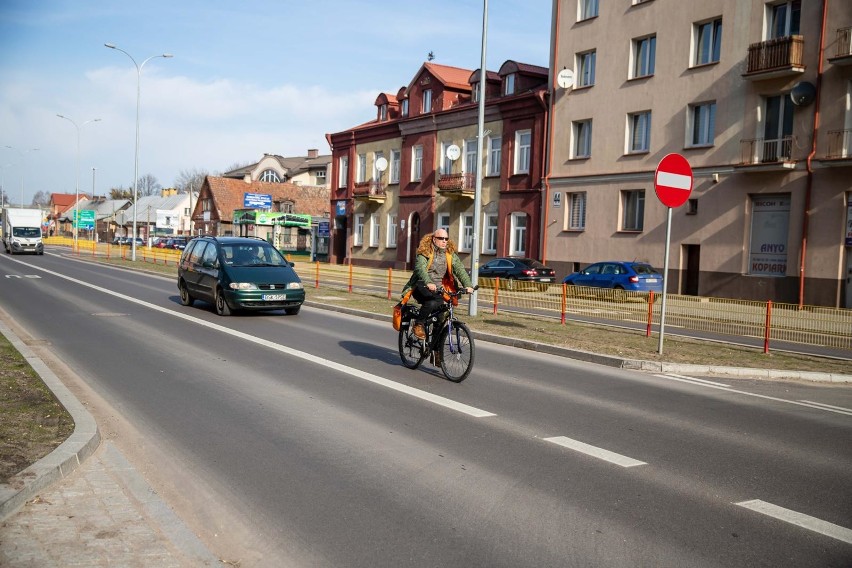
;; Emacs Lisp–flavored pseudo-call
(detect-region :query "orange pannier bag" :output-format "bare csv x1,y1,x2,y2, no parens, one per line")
393,289,413,331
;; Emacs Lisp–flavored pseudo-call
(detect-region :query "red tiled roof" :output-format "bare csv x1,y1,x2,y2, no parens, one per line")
200,176,330,222
423,62,474,90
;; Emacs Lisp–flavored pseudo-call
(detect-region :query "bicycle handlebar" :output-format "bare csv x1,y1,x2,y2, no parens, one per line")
439,284,479,297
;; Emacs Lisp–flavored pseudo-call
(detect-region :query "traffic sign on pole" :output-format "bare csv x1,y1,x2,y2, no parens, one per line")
654,153,693,208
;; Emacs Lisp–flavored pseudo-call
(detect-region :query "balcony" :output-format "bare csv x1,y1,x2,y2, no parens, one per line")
353,180,386,203
743,35,805,80
828,27,852,66
737,136,795,171
826,129,852,160
437,173,476,198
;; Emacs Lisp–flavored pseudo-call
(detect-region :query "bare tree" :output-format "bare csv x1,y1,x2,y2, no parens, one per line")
174,168,209,193
31,191,50,207
135,174,162,197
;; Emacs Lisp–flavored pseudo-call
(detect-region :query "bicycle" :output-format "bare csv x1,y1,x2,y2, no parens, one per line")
397,285,478,382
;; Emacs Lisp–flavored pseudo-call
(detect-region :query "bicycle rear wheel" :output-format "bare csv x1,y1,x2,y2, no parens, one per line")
398,326,426,369
438,321,474,382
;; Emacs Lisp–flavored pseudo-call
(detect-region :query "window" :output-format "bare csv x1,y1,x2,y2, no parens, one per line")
504,73,516,95
259,169,280,183
412,145,423,181
578,0,598,20
437,213,450,234
689,102,716,146
422,89,432,113
573,120,592,158
748,194,790,275
568,192,587,230
373,151,385,181
357,153,367,183
632,35,656,78
472,82,480,103
315,170,326,180
577,50,596,87
483,213,498,253
694,18,722,66
460,214,474,252
401,99,409,117
487,135,502,176
441,141,454,174
370,214,380,247
379,104,388,121
763,94,794,161
509,213,527,256
387,213,398,247
514,130,531,174
769,0,800,39
354,214,364,245
628,111,652,153
338,156,348,188
464,138,478,174
621,190,645,231
390,149,401,184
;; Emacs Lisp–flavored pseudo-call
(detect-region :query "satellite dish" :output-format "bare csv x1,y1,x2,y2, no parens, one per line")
446,144,461,161
790,82,816,106
556,68,575,90
375,157,388,172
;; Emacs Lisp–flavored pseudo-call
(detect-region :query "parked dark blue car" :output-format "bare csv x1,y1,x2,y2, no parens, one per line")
562,261,663,293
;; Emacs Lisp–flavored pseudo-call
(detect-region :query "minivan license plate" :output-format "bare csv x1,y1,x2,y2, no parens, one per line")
262,294,286,301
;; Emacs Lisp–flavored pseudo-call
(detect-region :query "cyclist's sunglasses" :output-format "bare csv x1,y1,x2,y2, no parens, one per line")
433,236,449,241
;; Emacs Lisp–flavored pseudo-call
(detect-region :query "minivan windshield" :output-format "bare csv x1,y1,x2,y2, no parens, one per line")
222,243,289,267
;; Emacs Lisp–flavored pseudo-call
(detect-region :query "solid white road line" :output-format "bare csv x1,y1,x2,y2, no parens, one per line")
799,400,852,416
5,258,496,419
656,374,852,417
543,436,646,467
736,499,852,545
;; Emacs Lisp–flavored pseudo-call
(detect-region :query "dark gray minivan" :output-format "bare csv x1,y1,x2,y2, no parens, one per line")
177,236,305,316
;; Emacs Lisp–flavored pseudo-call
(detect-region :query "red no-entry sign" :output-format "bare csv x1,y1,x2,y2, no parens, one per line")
654,153,693,208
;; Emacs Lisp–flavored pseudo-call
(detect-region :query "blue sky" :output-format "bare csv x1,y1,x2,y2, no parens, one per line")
0,0,551,205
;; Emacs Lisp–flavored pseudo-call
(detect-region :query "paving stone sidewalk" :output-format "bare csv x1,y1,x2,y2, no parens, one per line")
0,441,219,567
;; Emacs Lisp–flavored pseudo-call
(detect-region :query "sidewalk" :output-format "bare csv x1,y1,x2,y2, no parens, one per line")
1,300,849,567
0,320,219,568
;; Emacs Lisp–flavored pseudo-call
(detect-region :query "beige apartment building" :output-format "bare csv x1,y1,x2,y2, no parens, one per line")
546,0,852,308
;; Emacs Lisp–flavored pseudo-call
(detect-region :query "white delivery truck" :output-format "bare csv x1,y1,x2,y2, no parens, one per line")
2,208,44,255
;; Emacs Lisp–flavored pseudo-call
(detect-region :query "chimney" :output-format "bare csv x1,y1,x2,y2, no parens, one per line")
307,149,319,159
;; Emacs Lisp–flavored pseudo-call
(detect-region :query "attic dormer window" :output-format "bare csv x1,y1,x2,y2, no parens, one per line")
422,89,432,113
379,104,388,121
472,82,480,103
504,73,516,96
259,169,281,183
401,99,409,117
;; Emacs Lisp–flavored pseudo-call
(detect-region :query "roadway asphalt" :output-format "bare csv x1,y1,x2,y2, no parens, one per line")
1,300,849,567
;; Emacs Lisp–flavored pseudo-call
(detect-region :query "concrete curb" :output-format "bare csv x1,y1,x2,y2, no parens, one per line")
304,300,852,384
0,320,101,522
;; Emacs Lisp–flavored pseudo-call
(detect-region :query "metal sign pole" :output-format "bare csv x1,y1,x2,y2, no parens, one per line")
657,206,672,354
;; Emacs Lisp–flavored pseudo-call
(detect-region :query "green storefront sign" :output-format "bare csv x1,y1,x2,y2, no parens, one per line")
233,211,312,227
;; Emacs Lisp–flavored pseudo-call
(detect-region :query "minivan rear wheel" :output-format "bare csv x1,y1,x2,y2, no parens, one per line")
215,287,231,316
179,280,194,307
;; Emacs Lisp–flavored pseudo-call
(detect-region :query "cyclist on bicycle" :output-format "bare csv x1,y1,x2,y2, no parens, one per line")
401,229,474,340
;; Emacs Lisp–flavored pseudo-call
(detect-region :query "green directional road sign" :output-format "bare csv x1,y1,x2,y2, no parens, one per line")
74,209,96,230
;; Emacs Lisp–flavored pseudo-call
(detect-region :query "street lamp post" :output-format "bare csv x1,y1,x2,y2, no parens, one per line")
4,146,39,207
56,115,100,248
469,0,488,316
105,43,173,261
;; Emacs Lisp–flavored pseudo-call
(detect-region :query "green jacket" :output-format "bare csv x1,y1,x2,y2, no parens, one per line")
401,249,472,299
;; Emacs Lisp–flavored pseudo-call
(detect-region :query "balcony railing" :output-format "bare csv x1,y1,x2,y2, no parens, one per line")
437,173,476,192
826,129,852,159
745,35,805,76
739,136,794,165
836,27,852,58
352,180,385,197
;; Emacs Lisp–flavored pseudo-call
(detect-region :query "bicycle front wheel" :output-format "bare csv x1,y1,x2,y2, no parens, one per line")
438,321,474,382
398,326,426,369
